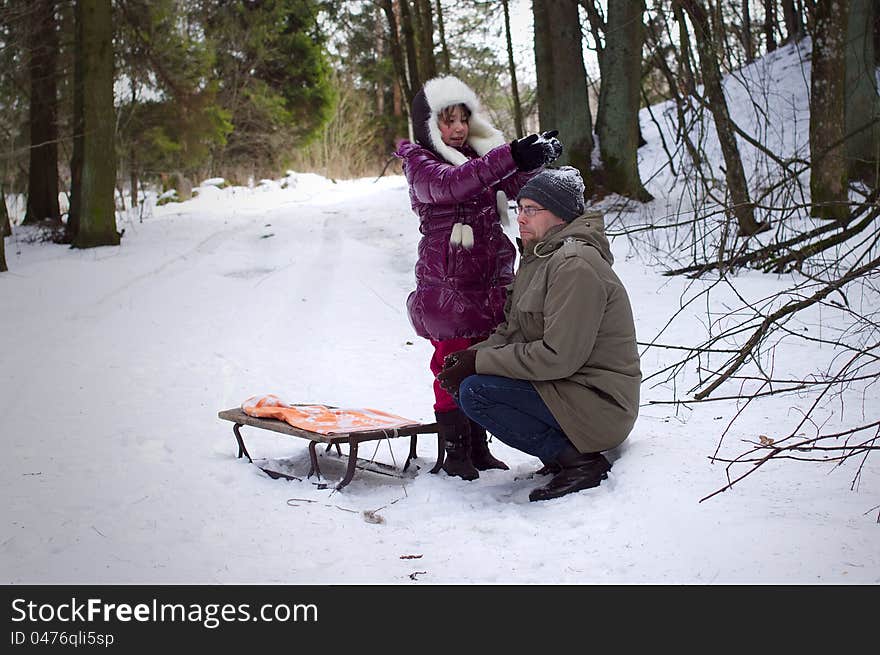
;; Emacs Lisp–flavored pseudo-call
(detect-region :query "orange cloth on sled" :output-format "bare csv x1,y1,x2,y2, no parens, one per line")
241,394,420,435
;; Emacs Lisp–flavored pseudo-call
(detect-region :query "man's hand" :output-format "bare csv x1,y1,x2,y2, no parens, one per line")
437,349,477,397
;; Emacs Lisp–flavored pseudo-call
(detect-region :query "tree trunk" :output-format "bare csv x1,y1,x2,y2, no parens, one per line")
782,0,804,42
399,0,421,100
394,73,403,117
0,188,9,272
581,0,606,59
845,0,880,184
674,2,698,94
380,0,413,110
1,189,9,238
597,0,652,201
583,0,608,137
65,0,84,243
374,9,385,117
23,0,61,228
130,147,138,209
533,0,594,193
73,0,119,248
129,79,138,209
414,0,436,82
435,0,450,74
809,0,850,221
502,0,524,139
764,0,778,52
647,11,704,170
874,0,880,65
681,0,765,236
742,0,754,62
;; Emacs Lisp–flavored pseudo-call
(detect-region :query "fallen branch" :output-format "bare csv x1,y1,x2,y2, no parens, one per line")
693,254,880,400
700,420,880,502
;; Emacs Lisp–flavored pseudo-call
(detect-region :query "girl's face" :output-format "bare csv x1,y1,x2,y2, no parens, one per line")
438,105,469,147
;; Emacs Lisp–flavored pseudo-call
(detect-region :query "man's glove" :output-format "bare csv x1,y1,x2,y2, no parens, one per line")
510,130,563,171
436,349,477,397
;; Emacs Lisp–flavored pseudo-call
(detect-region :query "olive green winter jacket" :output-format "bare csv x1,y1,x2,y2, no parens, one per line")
471,213,641,453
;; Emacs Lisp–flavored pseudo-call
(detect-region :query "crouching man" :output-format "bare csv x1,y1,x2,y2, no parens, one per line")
437,167,641,501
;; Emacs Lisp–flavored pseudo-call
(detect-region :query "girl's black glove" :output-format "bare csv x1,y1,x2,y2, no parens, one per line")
510,130,563,170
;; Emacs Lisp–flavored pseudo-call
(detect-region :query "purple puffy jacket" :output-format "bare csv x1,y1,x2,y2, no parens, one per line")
395,139,535,340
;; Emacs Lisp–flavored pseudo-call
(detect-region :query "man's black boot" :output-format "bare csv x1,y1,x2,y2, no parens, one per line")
528,443,611,502
533,460,560,476
468,421,509,471
436,410,479,481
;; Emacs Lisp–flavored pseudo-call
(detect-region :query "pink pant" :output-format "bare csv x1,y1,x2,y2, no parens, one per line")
430,336,485,412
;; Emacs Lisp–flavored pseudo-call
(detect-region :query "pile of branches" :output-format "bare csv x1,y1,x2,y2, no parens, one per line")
635,182,880,511
612,77,880,510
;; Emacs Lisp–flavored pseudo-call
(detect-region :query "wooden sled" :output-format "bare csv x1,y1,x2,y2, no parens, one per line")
218,407,442,490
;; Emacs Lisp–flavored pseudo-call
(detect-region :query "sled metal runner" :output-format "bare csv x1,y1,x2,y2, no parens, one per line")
218,408,442,490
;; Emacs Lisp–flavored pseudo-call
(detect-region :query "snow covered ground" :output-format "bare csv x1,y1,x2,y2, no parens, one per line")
1,42,877,584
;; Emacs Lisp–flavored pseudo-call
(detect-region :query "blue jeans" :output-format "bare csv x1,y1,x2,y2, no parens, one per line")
457,374,570,462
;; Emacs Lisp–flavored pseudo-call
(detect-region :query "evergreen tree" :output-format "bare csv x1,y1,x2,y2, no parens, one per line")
115,0,231,194
0,2,29,202
324,2,402,153
200,0,335,176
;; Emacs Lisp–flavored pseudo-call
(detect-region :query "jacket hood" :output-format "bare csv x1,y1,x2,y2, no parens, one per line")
531,211,613,265
411,75,506,166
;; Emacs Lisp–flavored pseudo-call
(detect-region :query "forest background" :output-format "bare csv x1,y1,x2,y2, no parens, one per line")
1,0,879,507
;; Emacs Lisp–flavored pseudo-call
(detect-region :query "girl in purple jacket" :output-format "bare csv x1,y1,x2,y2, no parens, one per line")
394,75,562,480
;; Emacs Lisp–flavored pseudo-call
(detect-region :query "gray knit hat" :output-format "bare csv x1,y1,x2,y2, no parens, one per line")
516,166,585,222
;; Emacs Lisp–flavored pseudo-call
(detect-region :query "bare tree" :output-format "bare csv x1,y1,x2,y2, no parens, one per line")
782,0,804,42
672,0,698,94
764,0,778,52
741,0,754,61
642,3,710,195
622,0,879,506
502,0,524,139
680,0,767,236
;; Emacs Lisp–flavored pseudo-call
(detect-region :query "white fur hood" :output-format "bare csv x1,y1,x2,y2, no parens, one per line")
411,76,507,166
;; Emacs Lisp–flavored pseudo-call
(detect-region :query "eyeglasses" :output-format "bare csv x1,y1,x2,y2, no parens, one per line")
515,205,549,217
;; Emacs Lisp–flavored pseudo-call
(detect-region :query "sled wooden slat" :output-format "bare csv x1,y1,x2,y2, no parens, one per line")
218,407,442,490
